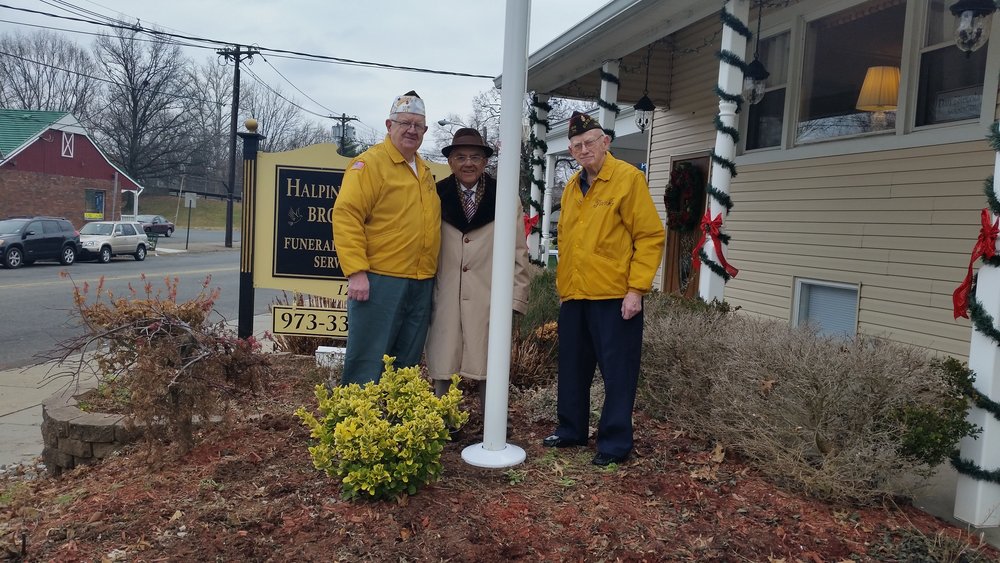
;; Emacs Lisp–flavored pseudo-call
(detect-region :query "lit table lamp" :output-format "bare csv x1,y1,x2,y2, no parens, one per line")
856,66,900,129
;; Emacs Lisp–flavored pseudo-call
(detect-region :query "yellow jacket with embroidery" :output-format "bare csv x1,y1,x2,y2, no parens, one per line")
556,153,665,300
333,137,441,279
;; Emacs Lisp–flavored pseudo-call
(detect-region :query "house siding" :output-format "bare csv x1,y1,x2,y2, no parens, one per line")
647,14,721,289
725,140,991,358
643,14,994,359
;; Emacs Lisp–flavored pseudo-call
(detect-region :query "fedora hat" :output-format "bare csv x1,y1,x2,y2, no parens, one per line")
442,127,493,158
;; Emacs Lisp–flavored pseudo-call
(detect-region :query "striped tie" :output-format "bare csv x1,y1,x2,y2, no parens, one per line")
463,188,477,221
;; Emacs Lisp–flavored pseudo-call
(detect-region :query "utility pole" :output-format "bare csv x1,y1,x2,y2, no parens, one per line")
218,44,258,248
332,113,359,155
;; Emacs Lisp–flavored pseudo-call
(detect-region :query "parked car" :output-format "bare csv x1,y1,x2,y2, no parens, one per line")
79,221,150,263
135,214,175,237
0,216,80,268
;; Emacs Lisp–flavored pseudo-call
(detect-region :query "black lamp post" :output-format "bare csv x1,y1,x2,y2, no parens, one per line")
951,0,998,55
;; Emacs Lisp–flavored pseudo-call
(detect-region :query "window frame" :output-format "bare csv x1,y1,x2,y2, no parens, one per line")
791,277,861,337
738,0,1000,165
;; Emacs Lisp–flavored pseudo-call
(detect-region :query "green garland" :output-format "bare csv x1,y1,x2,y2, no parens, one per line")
692,1,749,282
949,112,1000,486
526,95,550,267
951,454,1000,486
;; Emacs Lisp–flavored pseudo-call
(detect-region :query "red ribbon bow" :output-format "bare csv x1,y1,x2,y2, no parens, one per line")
523,213,539,237
953,208,999,319
692,210,739,278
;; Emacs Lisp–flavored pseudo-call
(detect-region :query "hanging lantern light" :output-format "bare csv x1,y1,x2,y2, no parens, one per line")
950,0,997,55
742,3,770,105
633,44,656,132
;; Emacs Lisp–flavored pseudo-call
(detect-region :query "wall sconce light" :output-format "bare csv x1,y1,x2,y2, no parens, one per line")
950,0,997,55
633,44,656,133
742,3,770,105
856,65,900,129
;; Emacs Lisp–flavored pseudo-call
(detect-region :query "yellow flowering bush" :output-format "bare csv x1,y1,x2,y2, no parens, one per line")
295,356,468,500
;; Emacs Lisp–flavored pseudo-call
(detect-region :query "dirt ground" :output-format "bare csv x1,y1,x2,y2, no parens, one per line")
1,354,998,562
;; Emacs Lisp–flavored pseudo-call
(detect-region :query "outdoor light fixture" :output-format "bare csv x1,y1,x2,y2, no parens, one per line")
950,0,998,55
742,4,770,105
856,65,900,129
633,44,656,133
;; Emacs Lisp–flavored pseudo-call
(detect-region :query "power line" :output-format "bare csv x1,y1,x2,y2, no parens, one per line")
241,65,333,121
0,3,495,78
0,48,225,106
258,53,343,118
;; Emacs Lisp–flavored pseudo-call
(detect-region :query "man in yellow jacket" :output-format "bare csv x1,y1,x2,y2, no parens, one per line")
543,111,665,466
332,91,441,385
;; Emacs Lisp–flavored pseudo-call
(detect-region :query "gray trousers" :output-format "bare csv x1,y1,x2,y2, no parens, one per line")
341,273,433,386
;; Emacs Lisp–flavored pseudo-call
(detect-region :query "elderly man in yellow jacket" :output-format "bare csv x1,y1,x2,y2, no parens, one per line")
332,91,441,385
543,112,665,466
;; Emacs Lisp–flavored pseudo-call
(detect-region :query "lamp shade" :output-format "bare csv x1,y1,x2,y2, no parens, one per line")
856,66,900,111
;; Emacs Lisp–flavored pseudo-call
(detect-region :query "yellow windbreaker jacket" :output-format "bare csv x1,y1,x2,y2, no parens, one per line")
332,137,441,279
556,153,665,300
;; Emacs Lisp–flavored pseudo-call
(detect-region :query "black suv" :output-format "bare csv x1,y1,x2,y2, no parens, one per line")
0,216,81,268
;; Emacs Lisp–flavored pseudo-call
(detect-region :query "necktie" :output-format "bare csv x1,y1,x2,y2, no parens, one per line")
463,188,477,221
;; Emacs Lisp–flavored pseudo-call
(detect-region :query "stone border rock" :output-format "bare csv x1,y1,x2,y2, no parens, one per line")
40,389,138,476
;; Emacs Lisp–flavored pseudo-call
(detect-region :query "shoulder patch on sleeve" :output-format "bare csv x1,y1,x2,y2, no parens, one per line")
351,161,365,170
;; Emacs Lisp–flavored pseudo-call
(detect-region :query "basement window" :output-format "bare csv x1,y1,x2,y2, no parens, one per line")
792,278,859,338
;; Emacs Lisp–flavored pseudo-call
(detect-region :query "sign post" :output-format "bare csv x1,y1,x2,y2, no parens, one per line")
184,192,196,251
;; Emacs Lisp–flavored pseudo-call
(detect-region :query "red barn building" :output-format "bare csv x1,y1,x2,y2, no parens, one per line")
0,110,143,227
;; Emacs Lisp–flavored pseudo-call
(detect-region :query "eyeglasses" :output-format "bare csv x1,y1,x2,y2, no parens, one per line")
450,155,485,164
569,134,606,153
390,119,427,132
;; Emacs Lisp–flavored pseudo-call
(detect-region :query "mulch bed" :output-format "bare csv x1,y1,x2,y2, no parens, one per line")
1,354,997,562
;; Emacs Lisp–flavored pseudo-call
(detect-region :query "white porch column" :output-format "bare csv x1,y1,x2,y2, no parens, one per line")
598,60,621,135
954,150,1000,527
541,153,557,265
528,94,550,261
698,0,749,303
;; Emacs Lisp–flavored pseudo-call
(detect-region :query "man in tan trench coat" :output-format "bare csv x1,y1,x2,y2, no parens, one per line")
425,128,531,402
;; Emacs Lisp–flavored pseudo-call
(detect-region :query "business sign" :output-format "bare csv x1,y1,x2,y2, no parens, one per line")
273,165,344,279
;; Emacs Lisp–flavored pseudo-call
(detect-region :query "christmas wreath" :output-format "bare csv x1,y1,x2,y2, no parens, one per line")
665,162,705,232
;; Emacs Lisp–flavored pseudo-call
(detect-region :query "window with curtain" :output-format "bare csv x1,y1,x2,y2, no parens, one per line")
795,0,906,144
746,32,790,150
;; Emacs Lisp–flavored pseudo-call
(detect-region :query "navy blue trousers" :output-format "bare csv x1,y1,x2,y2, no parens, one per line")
342,273,433,386
555,298,643,458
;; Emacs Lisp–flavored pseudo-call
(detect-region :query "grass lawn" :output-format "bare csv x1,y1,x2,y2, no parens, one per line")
138,194,241,230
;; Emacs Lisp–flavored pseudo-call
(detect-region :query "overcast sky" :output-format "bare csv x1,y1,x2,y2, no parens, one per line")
0,0,608,143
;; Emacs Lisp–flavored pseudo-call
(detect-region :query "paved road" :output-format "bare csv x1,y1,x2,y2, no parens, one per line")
0,233,279,370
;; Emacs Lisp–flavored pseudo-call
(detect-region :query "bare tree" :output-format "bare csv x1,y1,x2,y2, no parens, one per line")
182,58,232,194
239,80,328,153
92,27,196,182
0,30,100,119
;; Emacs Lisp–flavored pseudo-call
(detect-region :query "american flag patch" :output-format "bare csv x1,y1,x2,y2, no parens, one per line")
351,161,365,170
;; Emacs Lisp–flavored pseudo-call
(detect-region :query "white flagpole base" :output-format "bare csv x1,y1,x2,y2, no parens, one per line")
461,442,526,468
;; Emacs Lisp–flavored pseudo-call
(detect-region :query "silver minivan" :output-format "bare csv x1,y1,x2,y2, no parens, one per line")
79,221,150,263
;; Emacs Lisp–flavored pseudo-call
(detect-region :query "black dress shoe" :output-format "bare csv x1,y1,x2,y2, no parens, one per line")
542,434,586,448
591,452,627,466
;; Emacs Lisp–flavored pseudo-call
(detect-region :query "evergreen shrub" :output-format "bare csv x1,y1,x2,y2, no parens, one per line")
296,356,469,501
